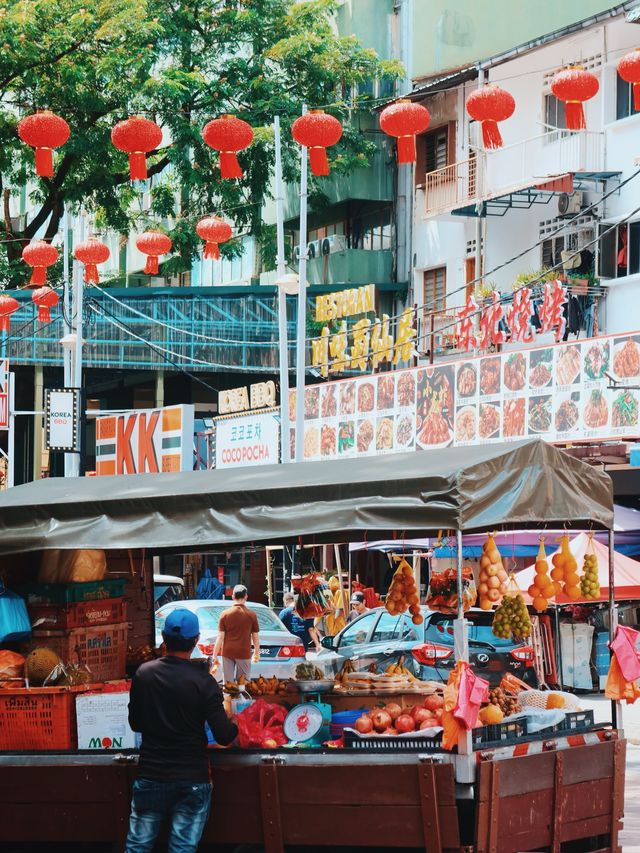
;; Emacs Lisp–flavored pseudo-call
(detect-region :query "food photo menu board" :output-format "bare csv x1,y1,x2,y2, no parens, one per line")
289,331,640,461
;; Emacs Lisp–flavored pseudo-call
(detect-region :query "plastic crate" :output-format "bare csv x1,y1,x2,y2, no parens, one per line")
18,579,126,605
343,728,444,752
32,622,128,682
540,709,595,736
472,717,528,749
0,685,93,750
29,597,127,630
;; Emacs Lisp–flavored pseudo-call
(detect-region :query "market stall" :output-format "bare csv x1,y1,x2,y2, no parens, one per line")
0,438,626,853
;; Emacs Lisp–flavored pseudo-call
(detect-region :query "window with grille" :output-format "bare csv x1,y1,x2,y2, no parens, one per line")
545,94,566,130
599,221,640,278
424,267,446,312
542,235,564,268
416,122,455,187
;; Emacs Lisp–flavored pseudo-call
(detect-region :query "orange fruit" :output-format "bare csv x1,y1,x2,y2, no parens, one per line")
564,572,580,587
532,596,547,612
552,554,565,569
487,588,501,602
487,576,500,589
550,567,564,582
527,584,537,598
565,586,581,600
553,581,563,595
543,584,556,599
479,599,493,610
534,574,548,590
535,561,548,574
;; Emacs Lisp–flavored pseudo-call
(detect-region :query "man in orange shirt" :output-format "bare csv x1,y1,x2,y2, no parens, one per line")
213,584,260,683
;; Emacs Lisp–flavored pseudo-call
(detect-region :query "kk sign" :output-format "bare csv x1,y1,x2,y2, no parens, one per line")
95,404,195,475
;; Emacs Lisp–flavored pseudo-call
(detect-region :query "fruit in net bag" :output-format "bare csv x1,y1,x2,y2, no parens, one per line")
557,533,581,600
491,576,532,641
386,557,423,624
527,539,555,612
478,534,508,610
580,535,600,600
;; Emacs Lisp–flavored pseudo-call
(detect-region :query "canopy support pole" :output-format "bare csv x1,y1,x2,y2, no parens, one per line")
453,529,473,783
608,528,623,733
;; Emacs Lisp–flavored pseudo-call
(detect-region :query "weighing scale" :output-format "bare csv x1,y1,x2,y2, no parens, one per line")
284,681,333,747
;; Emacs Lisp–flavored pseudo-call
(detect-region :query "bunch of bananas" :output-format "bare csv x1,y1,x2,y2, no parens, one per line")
335,659,356,686
384,655,417,681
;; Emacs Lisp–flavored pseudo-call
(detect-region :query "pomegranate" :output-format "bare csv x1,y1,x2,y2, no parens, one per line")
355,715,374,734
385,702,402,721
386,727,398,735
395,714,415,733
425,694,444,712
420,719,437,731
435,708,443,722
370,709,392,733
413,708,432,725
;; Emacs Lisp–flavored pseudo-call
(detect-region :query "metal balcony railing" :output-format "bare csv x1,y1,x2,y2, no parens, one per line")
425,129,605,217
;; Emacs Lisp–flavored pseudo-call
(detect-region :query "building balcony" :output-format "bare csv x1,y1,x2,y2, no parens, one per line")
424,129,607,218
301,248,393,286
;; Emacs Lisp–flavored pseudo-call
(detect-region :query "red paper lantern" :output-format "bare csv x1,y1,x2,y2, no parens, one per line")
550,66,599,131
111,116,163,181
465,85,515,149
17,110,70,177
618,49,640,111
379,100,430,163
202,115,254,179
74,238,111,283
136,231,172,275
22,240,59,286
196,216,232,260
31,286,59,322
0,295,19,333
291,110,343,176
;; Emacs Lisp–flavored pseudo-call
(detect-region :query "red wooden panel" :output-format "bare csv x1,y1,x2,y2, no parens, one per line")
562,740,615,785
0,765,117,803
1,804,118,842
494,750,556,796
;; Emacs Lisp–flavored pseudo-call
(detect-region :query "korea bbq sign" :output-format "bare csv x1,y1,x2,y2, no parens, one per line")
311,284,416,377
289,330,640,461
215,412,279,469
95,404,194,475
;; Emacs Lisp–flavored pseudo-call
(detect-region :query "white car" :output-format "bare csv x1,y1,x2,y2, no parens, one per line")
154,599,306,680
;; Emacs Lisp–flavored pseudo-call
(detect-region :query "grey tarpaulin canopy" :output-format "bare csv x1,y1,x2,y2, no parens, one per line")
0,438,613,555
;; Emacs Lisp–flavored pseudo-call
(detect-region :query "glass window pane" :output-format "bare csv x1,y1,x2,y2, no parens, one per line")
339,612,378,646
370,611,404,643
598,224,617,278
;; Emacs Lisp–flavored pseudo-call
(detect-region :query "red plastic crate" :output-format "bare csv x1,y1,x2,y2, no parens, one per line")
29,597,127,630
32,622,128,682
0,685,93,750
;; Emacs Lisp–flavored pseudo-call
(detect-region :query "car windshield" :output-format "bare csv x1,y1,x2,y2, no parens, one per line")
157,605,286,634
425,617,516,648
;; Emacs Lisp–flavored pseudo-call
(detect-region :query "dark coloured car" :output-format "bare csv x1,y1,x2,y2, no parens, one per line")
318,606,537,687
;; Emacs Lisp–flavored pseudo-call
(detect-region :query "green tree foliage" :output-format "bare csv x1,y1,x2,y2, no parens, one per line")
0,0,402,285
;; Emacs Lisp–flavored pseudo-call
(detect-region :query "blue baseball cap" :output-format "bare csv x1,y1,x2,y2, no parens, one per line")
162,608,200,639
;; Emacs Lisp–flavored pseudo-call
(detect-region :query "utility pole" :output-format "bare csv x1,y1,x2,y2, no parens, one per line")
294,105,308,464
274,116,291,463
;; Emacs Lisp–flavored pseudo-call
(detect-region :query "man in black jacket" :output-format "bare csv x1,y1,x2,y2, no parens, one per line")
125,608,238,853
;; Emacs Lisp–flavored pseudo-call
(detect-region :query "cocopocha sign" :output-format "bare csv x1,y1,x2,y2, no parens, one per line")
215,412,279,469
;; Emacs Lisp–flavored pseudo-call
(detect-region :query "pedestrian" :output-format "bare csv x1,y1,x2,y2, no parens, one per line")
125,608,238,853
212,584,260,683
347,590,369,623
279,591,321,653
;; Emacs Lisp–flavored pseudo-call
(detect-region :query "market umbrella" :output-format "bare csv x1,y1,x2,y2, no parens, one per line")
518,532,640,604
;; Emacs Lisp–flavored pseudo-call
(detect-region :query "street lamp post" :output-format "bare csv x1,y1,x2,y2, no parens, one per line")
294,106,309,464
274,116,291,464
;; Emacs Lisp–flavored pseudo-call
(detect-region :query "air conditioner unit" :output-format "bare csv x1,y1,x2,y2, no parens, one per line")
557,192,583,217
321,234,348,255
307,240,321,259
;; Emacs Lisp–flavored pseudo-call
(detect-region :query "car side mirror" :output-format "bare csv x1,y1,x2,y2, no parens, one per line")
321,635,335,650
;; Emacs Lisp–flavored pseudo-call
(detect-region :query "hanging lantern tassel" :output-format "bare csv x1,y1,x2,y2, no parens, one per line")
219,151,243,180
479,119,502,149
0,296,20,333
83,263,99,283
144,255,159,275
204,241,220,260
309,146,329,177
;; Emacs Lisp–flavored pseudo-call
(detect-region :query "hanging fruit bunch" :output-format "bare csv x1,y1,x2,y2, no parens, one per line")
552,533,581,600
478,534,508,610
527,539,555,612
580,533,600,600
492,576,532,641
385,557,423,625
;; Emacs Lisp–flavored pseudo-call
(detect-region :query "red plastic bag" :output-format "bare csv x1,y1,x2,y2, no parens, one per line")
293,573,331,619
0,650,25,679
454,663,489,730
236,699,288,748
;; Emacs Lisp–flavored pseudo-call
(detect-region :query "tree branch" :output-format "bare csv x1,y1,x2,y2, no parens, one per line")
0,39,86,91
24,153,75,239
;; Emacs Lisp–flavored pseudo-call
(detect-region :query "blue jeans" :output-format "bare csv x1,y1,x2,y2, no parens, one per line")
125,778,212,853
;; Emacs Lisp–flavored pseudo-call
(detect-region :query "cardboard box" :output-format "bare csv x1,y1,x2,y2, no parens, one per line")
76,691,138,750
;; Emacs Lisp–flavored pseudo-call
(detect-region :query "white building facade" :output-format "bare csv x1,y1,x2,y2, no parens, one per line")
411,8,640,357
